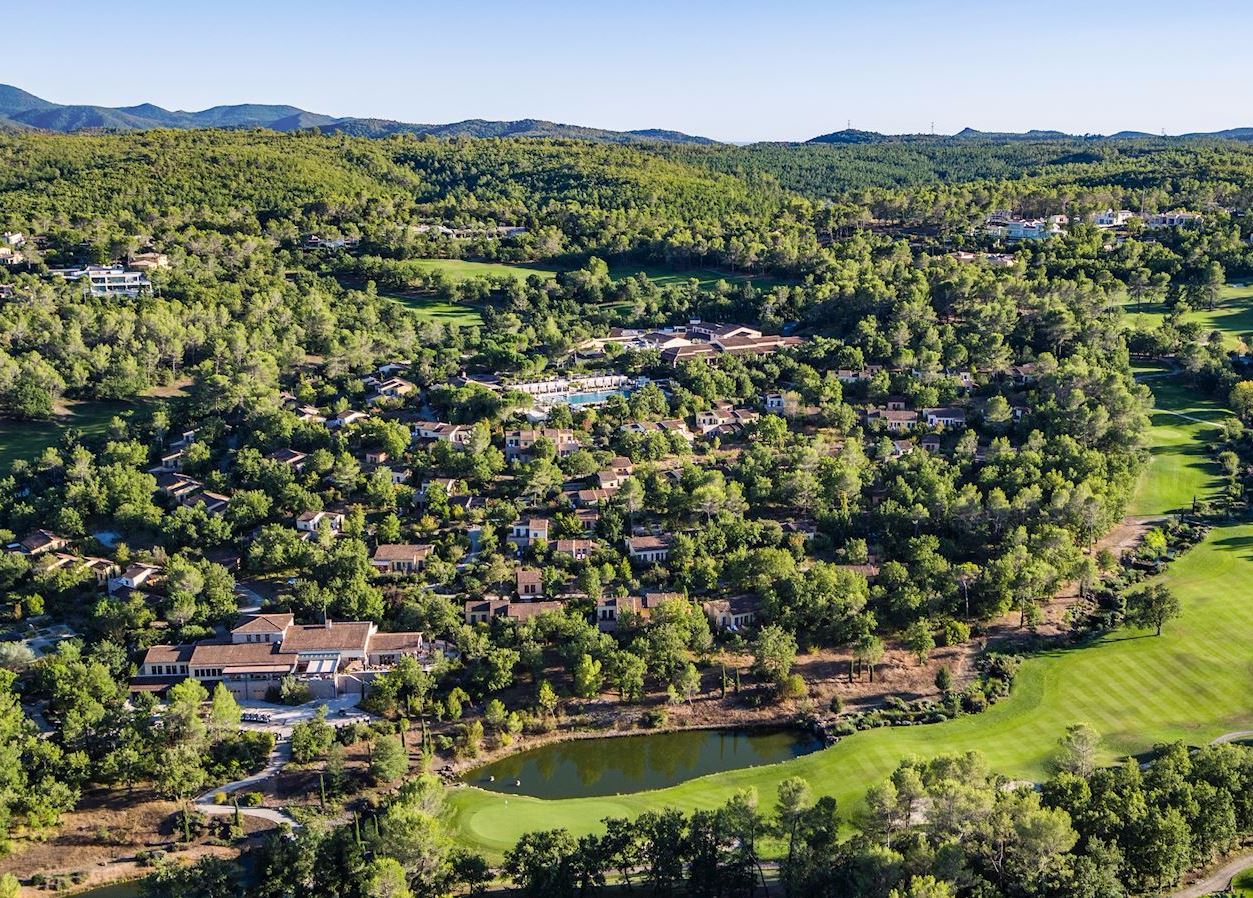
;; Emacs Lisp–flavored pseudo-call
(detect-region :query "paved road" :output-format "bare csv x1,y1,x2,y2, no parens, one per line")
1211,730,1253,745
194,734,300,828
191,695,371,829
1170,853,1253,898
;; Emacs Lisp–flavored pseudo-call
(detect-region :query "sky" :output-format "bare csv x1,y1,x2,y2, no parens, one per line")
9,0,1252,142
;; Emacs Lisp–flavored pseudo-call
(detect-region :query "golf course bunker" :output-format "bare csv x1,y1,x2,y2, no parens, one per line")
468,727,825,799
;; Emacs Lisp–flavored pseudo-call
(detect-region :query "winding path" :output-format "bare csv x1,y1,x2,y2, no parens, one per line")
1170,852,1253,898
1210,731,1253,745
193,735,301,829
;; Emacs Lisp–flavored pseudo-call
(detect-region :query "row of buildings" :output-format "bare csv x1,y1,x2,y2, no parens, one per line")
984,209,1204,241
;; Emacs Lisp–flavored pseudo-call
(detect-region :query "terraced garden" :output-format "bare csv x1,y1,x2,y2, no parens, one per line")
446,376,1253,858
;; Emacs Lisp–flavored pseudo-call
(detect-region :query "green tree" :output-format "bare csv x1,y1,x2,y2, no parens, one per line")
371,735,408,784
1053,723,1101,777
291,707,335,763
752,624,797,684
572,654,604,698
904,621,935,665
209,682,241,738
1124,584,1181,636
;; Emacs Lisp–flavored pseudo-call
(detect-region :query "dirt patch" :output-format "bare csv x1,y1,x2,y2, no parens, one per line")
0,787,272,895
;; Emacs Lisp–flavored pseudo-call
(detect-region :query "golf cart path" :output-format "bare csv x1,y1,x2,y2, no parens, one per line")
1170,852,1253,898
1212,730,1253,744
193,735,301,828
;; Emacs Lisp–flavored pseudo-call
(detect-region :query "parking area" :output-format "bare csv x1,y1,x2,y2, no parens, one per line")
235,693,373,736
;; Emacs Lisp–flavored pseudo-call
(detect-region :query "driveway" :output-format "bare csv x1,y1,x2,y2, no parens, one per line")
192,694,374,828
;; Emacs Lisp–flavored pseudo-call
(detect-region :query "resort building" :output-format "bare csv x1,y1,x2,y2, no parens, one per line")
132,613,451,700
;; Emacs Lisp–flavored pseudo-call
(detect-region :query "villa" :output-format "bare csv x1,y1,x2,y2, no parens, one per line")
132,613,451,700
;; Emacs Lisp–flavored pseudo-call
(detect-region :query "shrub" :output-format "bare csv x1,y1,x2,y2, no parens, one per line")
641,708,668,729
778,673,807,700
941,619,971,646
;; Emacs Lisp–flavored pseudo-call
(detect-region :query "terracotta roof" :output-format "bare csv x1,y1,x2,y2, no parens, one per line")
627,535,672,551
505,601,564,620
188,641,292,667
372,543,434,563
268,448,307,464
20,530,64,552
232,613,294,634
281,621,373,654
141,644,194,665
368,632,426,654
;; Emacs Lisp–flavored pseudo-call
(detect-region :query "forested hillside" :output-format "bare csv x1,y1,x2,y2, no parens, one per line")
0,127,1251,898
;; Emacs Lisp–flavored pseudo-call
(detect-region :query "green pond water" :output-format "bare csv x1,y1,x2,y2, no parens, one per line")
468,728,825,799
69,882,144,898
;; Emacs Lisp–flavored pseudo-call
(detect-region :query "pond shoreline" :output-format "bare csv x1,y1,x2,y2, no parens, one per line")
455,724,825,800
446,715,807,779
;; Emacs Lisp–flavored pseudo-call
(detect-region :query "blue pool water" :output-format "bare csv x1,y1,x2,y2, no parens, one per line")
565,389,628,406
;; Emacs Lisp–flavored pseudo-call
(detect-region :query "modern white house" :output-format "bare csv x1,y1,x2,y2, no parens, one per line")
54,265,152,297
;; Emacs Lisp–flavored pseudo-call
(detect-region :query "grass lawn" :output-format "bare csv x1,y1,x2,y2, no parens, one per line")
1122,281,1253,349
0,400,138,473
399,258,559,285
381,292,485,327
1128,375,1232,516
445,376,1253,858
391,258,788,291
373,258,791,325
1233,867,1253,897
604,263,790,291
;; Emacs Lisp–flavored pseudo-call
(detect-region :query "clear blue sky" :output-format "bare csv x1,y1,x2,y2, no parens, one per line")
9,0,1249,142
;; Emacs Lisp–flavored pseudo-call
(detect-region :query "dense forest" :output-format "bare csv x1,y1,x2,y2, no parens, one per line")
0,128,1251,897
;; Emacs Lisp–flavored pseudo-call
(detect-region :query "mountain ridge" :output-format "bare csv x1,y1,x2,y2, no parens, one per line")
0,84,717,145
7,85,1253,145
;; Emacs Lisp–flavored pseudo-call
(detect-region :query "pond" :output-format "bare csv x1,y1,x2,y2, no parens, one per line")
467,728,824,799
68,881,145,898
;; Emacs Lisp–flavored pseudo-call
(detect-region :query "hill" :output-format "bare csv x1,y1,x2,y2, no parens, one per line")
0,84,714,144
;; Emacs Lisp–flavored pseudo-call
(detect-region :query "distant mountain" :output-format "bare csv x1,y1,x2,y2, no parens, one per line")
0,84,715,144
951,127,1076,141
315,116,715,143
1181,127,1253,140
806,124,1253,143
806,128,889,145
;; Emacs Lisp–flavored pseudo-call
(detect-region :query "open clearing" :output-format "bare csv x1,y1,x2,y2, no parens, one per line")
394,258,787,290
446,376,1253,858
381,292,486,326
372,258,789,325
